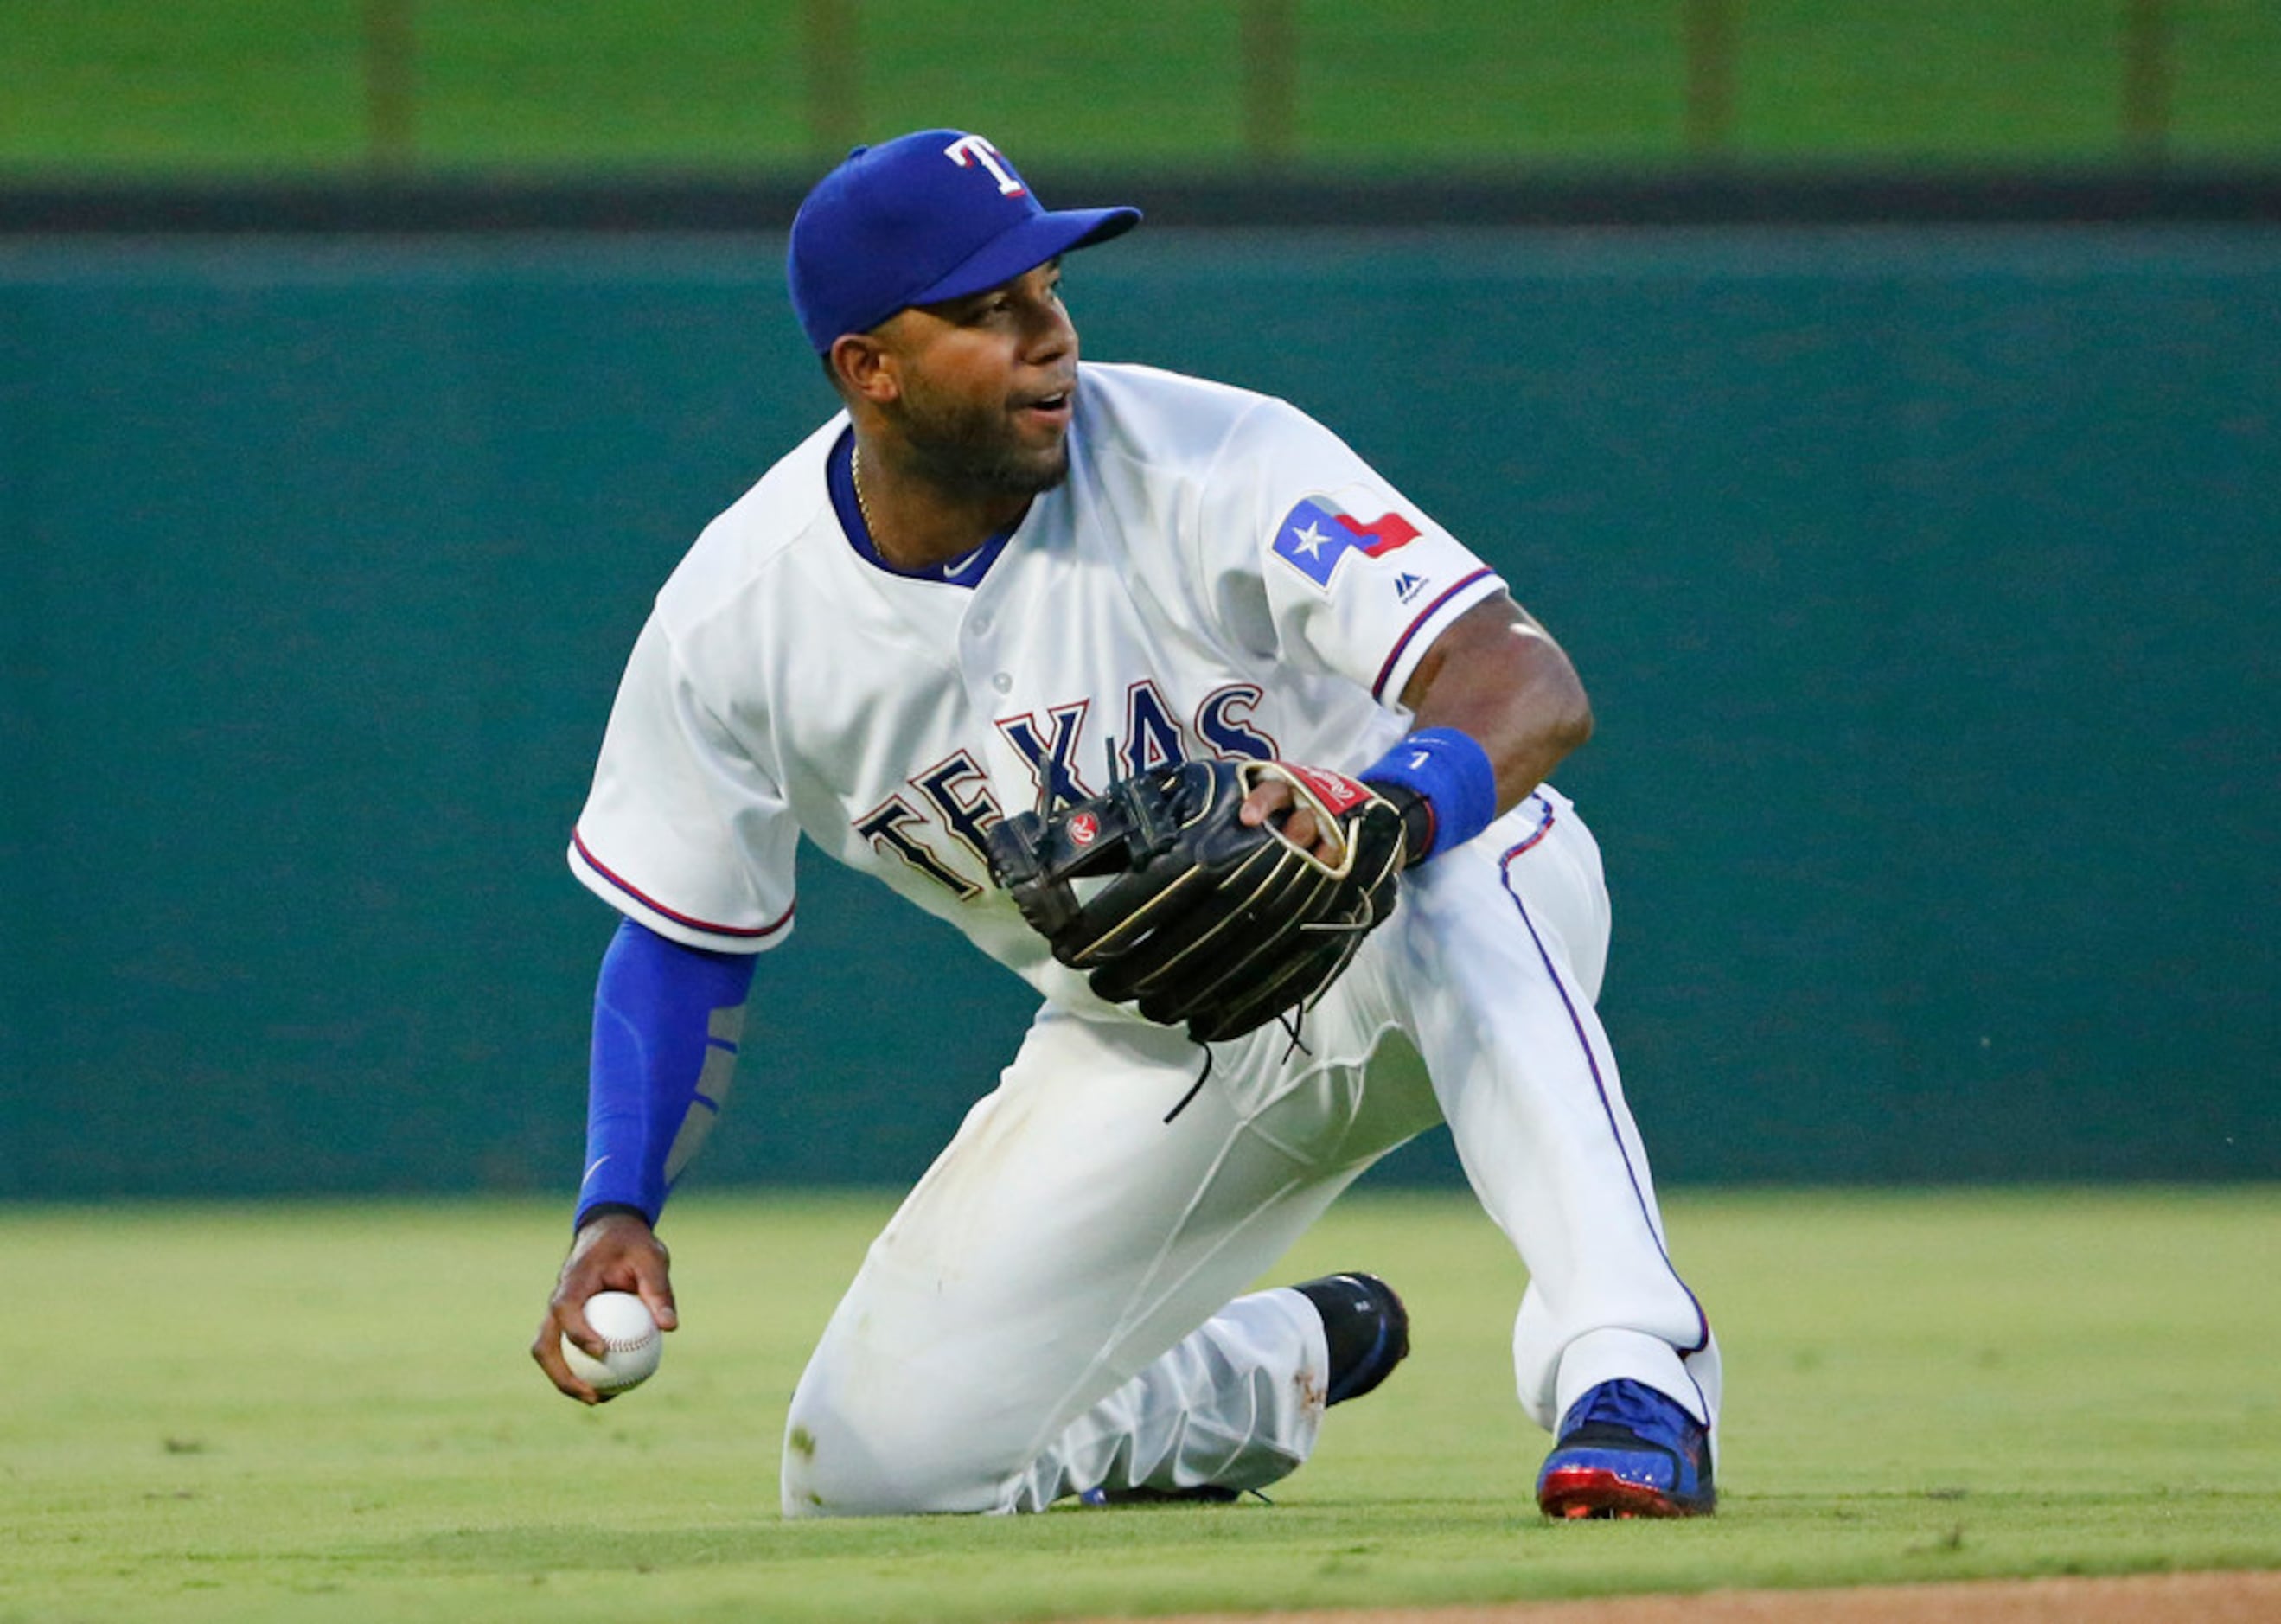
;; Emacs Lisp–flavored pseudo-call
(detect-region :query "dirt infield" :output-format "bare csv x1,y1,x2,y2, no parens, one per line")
1125,1570,2281,1623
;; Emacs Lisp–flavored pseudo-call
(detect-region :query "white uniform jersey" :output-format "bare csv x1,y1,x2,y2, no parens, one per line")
570,361,1505,1013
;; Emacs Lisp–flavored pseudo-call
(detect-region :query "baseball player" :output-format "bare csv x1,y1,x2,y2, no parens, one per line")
533,129,1720,1520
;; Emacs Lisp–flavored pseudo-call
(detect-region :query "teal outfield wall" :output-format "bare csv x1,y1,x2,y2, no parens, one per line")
1,227,2275,1199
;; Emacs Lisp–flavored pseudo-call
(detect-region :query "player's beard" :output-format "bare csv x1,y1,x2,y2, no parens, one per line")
891,376,1070,505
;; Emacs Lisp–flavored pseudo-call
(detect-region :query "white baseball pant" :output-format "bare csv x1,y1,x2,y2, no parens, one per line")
780,790,1718,1515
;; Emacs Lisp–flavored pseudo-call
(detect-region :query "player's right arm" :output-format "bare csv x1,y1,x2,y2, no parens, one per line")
540,591,796,1400
532,917,758,1403
534,1208,674,1404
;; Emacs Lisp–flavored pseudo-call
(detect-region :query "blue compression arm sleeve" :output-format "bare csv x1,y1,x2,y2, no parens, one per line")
576,917,759,1231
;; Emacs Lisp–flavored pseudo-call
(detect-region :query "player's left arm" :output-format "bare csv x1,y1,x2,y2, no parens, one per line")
1243,591,1590,862
1391,591,1592,810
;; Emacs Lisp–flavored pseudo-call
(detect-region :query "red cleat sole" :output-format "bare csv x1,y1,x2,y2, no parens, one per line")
1537,1467,1710,1520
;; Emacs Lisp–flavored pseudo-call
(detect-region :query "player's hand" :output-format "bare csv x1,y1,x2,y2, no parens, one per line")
531,1209,678,1404
1239,774,1340,864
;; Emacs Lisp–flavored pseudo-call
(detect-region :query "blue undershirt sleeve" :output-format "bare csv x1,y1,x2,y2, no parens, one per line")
574,917,759,1231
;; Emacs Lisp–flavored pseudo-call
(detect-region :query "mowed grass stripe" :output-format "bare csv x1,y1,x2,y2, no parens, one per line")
1,1186,2276,1622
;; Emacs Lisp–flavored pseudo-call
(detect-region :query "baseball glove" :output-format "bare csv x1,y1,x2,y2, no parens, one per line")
984,758,1408,1043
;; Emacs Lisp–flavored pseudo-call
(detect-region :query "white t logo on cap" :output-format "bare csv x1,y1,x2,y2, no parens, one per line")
942,134,1026,197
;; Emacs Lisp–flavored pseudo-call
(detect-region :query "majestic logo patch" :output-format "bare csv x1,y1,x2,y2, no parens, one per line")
1272,496,1422,589
1392,570,1428,604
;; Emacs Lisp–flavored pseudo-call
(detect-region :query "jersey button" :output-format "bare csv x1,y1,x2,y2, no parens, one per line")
969,611,994,635
991,672,1013,694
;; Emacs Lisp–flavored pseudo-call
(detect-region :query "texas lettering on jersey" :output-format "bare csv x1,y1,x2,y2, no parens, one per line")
854,679,1280,901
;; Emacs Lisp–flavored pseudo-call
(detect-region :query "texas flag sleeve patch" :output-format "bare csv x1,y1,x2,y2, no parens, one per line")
1271,496,1422,589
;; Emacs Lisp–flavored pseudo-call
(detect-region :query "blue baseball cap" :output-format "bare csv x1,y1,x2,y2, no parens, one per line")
787,129,1141,354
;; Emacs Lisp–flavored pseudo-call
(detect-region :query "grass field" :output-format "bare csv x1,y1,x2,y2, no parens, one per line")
1,1,2278,174
4,1186,2278,1621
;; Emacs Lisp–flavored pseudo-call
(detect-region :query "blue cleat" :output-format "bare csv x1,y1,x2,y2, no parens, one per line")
1535,1378,1716,1519
1077,1483,1238,1505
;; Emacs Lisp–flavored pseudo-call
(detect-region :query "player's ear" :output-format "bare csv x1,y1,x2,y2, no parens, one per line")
830,334,899,404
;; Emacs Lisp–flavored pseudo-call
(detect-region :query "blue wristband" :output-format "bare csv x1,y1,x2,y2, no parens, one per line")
1361,727,1499,863
578,917,758,1230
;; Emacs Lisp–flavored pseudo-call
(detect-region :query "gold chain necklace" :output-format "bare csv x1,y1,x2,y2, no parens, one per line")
852,442,879,539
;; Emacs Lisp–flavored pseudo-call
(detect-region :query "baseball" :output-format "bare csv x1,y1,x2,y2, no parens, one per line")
560,1290,662,1396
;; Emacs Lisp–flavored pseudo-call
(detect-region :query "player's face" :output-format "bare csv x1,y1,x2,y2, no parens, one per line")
885,261,1078,502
